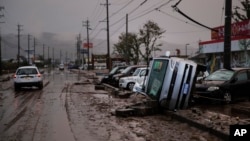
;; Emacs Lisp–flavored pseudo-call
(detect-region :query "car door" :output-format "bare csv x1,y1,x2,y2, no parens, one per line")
229,70,249,100
129,67,137,76
136,68,147,85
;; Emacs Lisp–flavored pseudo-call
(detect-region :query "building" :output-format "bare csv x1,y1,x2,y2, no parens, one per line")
198,19,250,73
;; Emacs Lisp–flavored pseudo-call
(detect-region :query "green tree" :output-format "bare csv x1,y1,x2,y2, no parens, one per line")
113,32,141,65
138,20,165,65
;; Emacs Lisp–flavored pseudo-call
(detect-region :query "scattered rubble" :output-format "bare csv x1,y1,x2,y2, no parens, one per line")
74,69,250,140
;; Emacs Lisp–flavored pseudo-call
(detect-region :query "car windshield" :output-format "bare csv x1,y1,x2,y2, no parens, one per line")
17,68,38,75
205,69,234,81
132,68,141,76
121,66,132,74
110,67,119,74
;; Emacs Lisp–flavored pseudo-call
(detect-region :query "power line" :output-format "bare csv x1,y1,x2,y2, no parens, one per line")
164,30,207,34
110,21,126,38
129,0,172,22
156,9,209,30
220,0,225,25
90,0,163,42
128,0,148,15
172,6,217,32
171,0,217,32
90,0,104,21
90,28,105,41
109,0,148,27
109,0,134,19
89,22,101,36
97,0,172,45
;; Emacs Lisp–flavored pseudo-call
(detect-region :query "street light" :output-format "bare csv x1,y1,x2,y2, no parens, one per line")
185,43,189,58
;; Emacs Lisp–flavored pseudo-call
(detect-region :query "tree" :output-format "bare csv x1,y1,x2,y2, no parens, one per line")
113,20,165,65
232,0,250,22
233,0,250,67
113,32,141,65
138,20,165,65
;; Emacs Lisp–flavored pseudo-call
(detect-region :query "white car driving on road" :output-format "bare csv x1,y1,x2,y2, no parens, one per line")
13,66,44,91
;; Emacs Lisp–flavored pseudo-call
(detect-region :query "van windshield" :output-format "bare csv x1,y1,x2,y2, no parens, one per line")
146,59,169,99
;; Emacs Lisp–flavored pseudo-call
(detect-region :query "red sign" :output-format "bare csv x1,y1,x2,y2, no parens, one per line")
83,43,93,48
211,19,250,40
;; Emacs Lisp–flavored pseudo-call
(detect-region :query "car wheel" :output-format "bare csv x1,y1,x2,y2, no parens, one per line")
224,92,231,104
127,82,135,91
38,83,43,90
14,84,20,91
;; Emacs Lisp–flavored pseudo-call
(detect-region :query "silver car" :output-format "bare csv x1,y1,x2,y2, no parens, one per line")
13,66,44,91
59,64,64,70
119,67,148,90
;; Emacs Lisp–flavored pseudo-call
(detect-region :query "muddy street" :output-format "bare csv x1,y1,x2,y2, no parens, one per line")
0,69,233,141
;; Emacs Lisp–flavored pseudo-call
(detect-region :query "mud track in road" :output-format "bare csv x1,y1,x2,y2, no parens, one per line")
0,89,44,140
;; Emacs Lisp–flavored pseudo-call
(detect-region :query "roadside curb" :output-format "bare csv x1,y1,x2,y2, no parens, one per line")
231,105,250,116
168,111,229,141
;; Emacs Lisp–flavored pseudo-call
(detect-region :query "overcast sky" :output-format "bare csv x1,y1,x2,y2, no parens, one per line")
0,0,241,53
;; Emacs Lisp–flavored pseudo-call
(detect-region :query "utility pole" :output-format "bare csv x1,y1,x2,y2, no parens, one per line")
52,47,54,69
76,34,81,66
83,19,91,70
102,0,110,70
27,34,31,65
43,44,45,65
0,31,2,75
33,37,36,64
0,6,4,75
17,24,23,67
65,51,68,64
48,46,50,66
60,49,62,63
223,0,232,69
106,0,110,70
125,14,128,64
185,43,189,58
0,6,4,18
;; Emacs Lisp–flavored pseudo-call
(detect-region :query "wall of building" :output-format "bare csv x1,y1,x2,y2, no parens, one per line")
199,37,250,73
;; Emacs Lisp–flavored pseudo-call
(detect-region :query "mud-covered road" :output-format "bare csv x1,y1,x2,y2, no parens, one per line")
1,69,247,141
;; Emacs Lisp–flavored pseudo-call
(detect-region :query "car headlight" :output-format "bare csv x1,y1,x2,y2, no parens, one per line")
207,86,219,91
